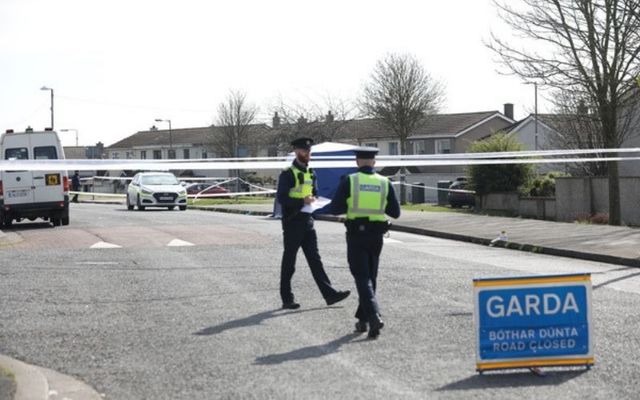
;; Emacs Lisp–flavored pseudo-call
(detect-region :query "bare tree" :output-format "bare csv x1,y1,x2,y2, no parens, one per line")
211,90,258,158
488,0,640,225
211,90,258,190
546,95,608,176
360,53,445,204
270,95,359,153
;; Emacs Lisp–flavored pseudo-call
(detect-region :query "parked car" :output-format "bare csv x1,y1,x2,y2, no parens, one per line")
126,172,187,211
185,183,230,196
448,180,475,208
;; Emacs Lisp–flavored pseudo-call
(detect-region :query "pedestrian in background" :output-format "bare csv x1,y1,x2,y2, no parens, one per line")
71,171,81,203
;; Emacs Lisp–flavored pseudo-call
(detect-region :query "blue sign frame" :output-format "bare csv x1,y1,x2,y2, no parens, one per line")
473,273,594,371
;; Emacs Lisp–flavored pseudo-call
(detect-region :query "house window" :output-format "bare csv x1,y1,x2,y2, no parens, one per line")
413,140,427,155
202,150,208,159
364,142,378,148
125,151,133,159
140,150,146,159
153,150,162,159
111,152,119,159
388,142,399,155
435,139,451,154
168,149,176,159
237,146,248,157
183,149,190,159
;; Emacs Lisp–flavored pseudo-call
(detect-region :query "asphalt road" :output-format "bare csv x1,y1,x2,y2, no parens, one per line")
1,203,640,399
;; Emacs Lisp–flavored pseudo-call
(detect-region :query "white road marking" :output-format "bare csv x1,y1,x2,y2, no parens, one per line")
89,241,122,249
167,239,195,247
384,237,403,243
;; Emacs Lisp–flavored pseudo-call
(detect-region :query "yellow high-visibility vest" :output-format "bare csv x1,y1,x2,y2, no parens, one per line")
346,172,389,222
288,166,313,199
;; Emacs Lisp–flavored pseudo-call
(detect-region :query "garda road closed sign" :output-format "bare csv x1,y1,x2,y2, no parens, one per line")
473,273,593,371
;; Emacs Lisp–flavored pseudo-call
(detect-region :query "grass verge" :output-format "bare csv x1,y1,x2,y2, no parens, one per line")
0,366,16,400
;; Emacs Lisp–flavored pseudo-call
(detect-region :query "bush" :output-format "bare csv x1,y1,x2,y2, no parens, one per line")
523,171,569,197
466,133,534,196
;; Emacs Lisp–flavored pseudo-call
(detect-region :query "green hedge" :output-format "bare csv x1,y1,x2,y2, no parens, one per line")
466,133,534,196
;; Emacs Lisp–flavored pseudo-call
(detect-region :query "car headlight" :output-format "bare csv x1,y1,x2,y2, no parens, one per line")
141,188,153,195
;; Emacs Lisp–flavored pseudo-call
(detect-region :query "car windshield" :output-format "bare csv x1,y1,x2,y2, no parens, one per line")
141,175,179,185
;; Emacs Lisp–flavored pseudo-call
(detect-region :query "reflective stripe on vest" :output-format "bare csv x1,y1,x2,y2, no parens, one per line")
288,166,313,199
346,172,389,221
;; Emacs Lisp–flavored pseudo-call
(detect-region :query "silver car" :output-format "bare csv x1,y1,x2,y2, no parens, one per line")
126,172,188,211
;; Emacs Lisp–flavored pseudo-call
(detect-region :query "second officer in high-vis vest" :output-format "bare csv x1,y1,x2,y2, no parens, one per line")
325,147,400,339
276,137,350,310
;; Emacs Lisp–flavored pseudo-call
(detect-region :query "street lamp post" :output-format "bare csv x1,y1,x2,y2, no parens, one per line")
155,118,173,158
40,86,54,129
523,82,539,150
534,82,538,150
60,129,79,147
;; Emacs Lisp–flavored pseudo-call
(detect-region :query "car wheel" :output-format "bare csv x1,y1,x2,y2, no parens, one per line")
52,217,62,227
137,195,145,211
167,206,175,210
3,216,12,227
127,194,134,211
179,205,187,211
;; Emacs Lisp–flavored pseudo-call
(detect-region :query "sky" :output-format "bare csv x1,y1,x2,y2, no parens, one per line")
0,0,551,147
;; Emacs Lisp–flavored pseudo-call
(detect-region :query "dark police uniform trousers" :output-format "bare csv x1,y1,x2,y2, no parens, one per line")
280,214,337,303
346,222,386,322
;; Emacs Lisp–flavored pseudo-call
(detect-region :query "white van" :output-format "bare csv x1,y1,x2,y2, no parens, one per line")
0,128,69,227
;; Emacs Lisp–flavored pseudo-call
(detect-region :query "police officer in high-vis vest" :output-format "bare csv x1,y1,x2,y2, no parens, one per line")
325,147,400,339
276,137,351,310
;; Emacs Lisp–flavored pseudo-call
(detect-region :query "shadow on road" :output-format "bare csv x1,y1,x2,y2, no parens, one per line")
437,369,588,391
194,306,341,336
593,271,640,290
254,332,360,365
1,222,52,231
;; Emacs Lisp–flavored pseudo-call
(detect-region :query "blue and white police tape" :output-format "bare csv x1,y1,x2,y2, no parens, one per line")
3,147,640,171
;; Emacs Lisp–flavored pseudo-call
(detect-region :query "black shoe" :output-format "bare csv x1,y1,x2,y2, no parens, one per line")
355,320,368,333
282,302,300,310
326,290,351,306
367,315,384,339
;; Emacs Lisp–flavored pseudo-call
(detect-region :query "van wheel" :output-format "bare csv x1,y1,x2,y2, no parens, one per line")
3,216,12,227
62,210,70,226
52,217,62,227
179,205,187,211
127,195,134,211
167,206,175,210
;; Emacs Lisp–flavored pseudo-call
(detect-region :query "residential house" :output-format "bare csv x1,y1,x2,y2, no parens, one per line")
106,124,272,179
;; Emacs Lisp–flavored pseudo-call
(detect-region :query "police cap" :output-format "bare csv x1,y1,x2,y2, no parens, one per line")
354,146,379,159
291,137,314,150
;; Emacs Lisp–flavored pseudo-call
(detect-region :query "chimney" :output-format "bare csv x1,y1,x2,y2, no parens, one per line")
272,112,281,128
503,103,514,120
326,110,334,123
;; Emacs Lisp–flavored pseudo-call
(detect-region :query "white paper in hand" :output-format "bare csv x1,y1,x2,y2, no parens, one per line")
301,196,331,214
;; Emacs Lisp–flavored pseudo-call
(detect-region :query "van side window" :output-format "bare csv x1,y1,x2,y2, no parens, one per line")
5,148,28,160
33,146,58,160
